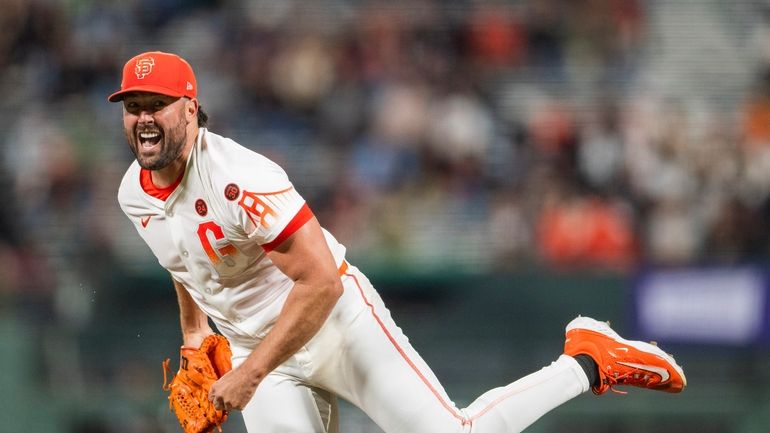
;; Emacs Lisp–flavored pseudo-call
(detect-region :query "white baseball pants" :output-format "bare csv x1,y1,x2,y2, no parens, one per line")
230,264,590,432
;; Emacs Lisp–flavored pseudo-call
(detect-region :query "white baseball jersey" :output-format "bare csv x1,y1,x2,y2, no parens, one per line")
118,127,347,344
118,127,590,433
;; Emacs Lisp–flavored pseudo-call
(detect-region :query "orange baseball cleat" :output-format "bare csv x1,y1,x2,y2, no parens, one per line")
564,316,687,395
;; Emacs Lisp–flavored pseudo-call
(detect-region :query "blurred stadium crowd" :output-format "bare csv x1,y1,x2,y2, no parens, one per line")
2,0,770,432
2,0,770,292
1,0,770,304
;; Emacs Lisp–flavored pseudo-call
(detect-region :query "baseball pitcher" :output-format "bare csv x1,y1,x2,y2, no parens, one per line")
110,51,685,433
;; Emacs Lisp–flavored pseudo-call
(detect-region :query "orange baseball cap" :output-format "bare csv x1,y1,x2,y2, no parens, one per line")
108,51,197,102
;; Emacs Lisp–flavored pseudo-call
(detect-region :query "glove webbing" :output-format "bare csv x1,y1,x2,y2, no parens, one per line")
162,358,225,433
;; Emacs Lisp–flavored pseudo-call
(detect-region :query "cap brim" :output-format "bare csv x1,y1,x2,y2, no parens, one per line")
108,84,186,102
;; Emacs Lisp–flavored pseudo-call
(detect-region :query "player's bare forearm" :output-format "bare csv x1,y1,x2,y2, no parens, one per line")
241,278,340,379
239,217,342,378
209,217,343,411
210,276,341,411
172,277,214,348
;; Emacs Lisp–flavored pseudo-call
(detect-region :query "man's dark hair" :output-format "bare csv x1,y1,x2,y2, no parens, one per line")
198,105,209,127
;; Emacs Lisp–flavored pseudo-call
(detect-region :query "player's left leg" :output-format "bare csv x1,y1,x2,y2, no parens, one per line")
459,355,590,431
451,316,687,431
306,265,686,433
305,264,591,433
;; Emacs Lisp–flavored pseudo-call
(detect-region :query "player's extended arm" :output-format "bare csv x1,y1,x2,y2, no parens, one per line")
208,216,343,411
172,277,215,348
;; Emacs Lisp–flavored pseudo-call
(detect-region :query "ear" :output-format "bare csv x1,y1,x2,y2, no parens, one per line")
185,98,199,123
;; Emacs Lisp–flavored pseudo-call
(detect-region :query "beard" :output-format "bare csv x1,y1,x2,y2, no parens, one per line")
126,115,188,171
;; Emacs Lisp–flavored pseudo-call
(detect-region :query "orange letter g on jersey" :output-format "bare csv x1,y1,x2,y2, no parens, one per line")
197,221,237,266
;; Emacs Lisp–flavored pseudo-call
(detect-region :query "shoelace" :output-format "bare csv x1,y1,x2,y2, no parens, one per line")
605,367,658,394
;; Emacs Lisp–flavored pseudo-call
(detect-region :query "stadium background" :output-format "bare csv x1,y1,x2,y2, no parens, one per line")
1,0,769,431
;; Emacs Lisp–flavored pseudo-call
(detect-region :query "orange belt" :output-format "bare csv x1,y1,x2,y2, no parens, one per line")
338,260,349,276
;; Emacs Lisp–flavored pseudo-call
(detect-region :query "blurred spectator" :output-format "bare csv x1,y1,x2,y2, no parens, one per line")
487,190,533,269
704,197,767,262
537,187,637,270
576,99,625,192
740,76,770,149
645,198,701,265
466,4,526,71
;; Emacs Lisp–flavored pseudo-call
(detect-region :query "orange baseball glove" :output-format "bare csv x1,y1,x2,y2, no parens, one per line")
162,334,233,433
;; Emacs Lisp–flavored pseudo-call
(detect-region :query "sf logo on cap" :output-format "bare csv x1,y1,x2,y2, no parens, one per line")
135,57,155,79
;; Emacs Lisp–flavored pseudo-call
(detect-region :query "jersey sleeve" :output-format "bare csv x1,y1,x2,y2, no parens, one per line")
228,155,313,251
238,184,313,251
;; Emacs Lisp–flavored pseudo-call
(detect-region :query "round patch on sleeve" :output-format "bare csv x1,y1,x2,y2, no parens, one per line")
195,199,208,216
224,183,240,201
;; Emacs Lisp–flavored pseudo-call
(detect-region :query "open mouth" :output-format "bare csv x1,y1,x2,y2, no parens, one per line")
137,130,162,150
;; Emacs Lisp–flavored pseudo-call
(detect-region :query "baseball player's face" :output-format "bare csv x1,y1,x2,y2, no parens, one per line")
122,93,190,170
